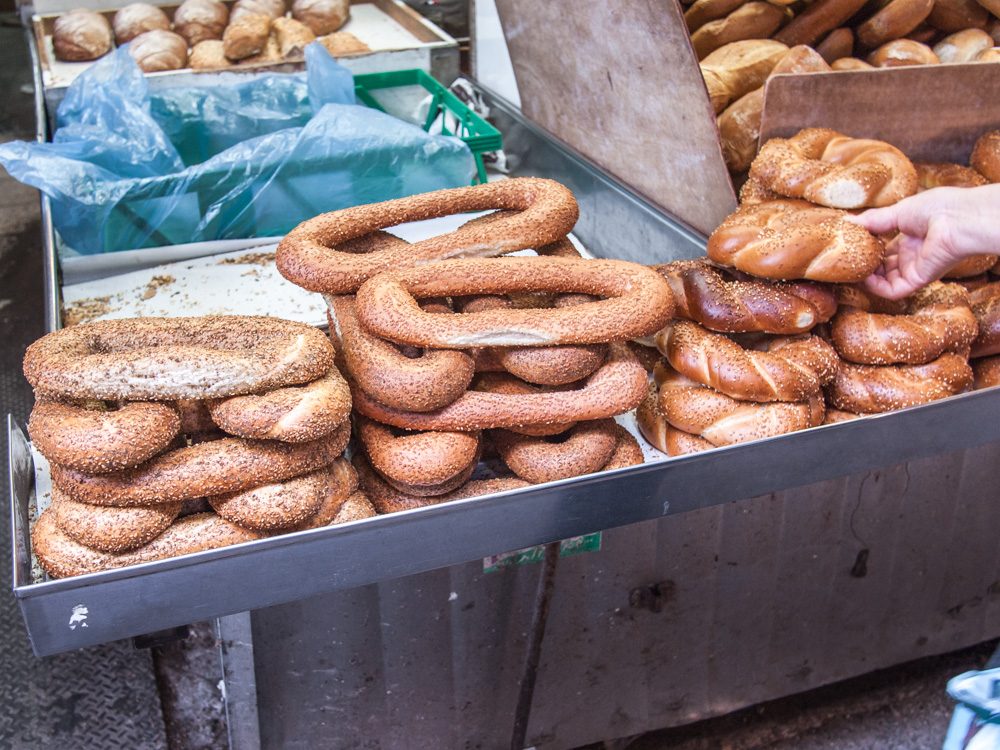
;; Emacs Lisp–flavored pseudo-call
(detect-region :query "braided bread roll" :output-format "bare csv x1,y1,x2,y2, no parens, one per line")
655,259,837,334
830,281,978,364
827,352,973,413
970,282,1000,357
750,128,918,208
657,366,825,446
655,320,838,401
707,199,885,282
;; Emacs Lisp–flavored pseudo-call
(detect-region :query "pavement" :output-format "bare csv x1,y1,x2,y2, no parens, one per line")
0,12,995,750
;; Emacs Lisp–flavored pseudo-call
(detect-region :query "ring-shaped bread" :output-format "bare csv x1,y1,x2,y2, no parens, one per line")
23,316,334,401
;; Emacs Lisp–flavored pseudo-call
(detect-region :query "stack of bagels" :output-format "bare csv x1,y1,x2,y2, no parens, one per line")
638,126,1000,454
276,178,676,510
26,315,374,579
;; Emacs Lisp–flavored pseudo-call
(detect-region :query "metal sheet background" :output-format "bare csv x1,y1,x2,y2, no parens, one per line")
248,443,1000,749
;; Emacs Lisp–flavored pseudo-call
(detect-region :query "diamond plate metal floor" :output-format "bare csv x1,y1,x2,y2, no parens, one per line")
0,20,168,750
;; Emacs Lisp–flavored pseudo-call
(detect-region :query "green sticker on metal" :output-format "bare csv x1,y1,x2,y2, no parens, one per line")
483,533,602,573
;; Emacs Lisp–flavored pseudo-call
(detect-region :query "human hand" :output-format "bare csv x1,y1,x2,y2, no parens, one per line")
847,184,1000,300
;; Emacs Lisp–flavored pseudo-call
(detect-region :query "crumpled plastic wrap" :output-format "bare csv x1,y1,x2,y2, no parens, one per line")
0,43,474,255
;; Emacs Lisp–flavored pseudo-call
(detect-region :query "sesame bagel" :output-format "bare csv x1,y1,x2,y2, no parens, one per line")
353,454,529,514
29,400,181,474
329,295,474,413
49,421,351,507
52,487,183,553
356,415,482,496
830,281,978,364
209,459,357,531
354,257,675,348
973,355,1000,389
207,366,351,443
23,316,334,401
350,343,647,431
970,282,1000,358
600,424,645,470
33,465,357,578
493,419,620,484
707,200,885,283
276,178,580,295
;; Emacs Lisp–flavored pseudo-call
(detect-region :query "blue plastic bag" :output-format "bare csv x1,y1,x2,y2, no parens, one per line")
0,43,474,255
943,667,1000,750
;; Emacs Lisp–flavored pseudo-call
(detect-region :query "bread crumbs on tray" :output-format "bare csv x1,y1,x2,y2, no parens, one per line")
140,275,176,300
218,251,276,266
62,295,112,327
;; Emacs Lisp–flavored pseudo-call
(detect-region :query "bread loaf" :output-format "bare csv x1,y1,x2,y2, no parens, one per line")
189,38,228,68
316,30,369,56
927,0,989,31
856,0,934,49
700,39,789,114
685,0,747,32
223,12,271,60
867,37,941,64
272,16,315,57
173,0,229,46
717,46,830,173
292,0,349,35
112,3,170,44
831,55,876,68
816,27,854,60
53,9,113,62
128,28,188,71
231,0,286,22
774,0,868,46
933,27,994,60
691,2,787,59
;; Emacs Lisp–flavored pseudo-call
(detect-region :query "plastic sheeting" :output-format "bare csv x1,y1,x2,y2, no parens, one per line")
0,43,474,255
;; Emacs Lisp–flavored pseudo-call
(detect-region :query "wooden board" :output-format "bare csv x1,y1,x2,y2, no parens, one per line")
493,0,736,236
760,65,1000,163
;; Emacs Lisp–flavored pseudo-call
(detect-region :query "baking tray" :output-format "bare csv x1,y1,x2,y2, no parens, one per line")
10,86,1000,656
27,0,460,127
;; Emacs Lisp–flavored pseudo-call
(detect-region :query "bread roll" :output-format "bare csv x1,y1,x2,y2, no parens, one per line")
699,39,789,114
927,0,989,31
831,55,876,68
189,38,228,68
685,0,747,32
933,27,994,60
907,24,942,43
867,37,941,63
223,12,271,60
774,0,868,46
975,45,1000,60
243,30,281,63
173,0,229,46
971,130,1000,182
112,3,170,44
53,9,113,62
691,2,786,59
272,16,315,57
717,46,830,173
128,29,188,71
292,0,349,35
816,27,854,61
856,0,934,49
316,30,370,57
231,0,286,22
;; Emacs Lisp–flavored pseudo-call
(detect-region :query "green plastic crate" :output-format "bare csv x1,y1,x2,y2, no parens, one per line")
354,69,502,184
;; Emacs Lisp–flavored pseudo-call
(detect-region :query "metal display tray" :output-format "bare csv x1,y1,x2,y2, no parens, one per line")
13,88,1000,657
